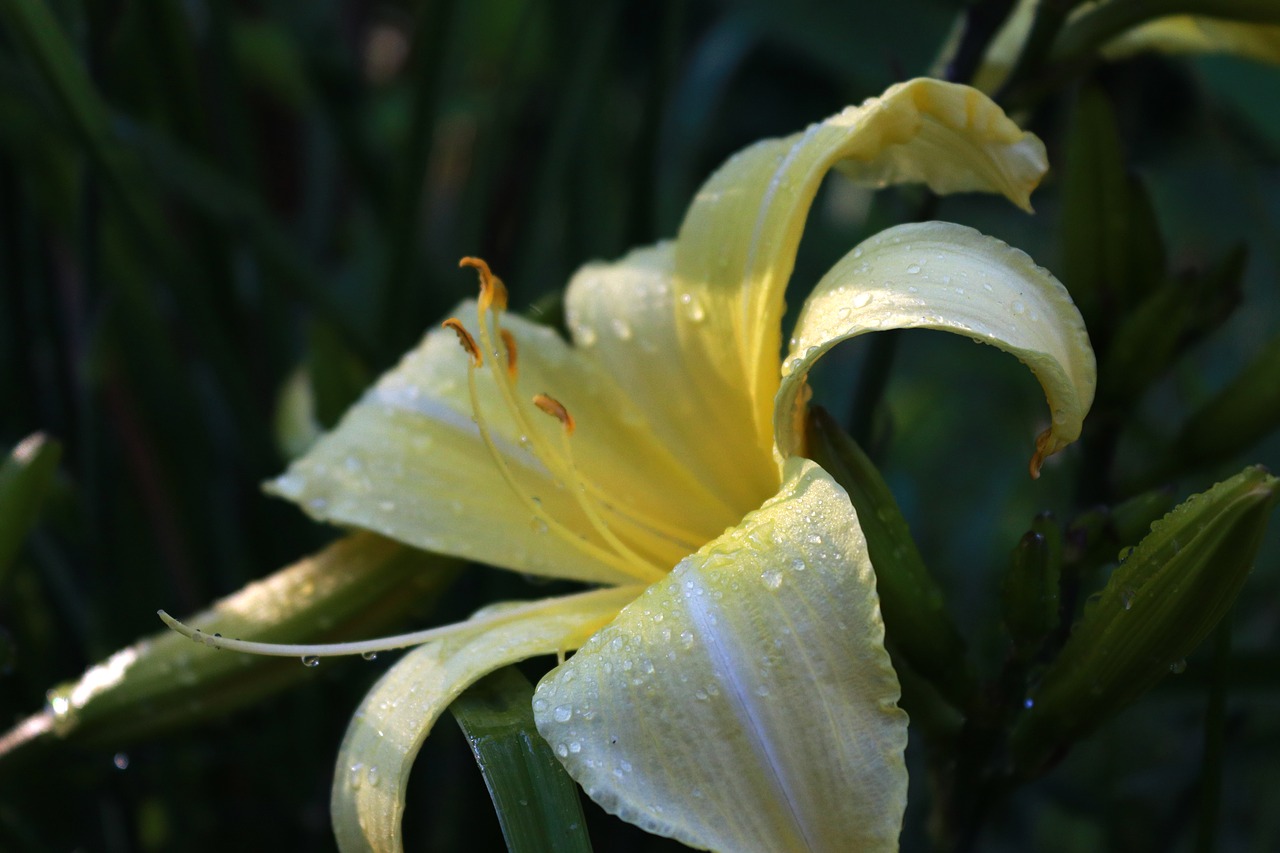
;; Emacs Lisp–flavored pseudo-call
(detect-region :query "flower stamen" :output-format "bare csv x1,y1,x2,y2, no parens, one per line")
456,258,666,583
442,318,482,366
533,393,575,435
500,328,519,379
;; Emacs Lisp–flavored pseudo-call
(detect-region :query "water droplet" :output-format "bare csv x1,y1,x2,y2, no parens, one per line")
1011,301,1026,315
680,293,706,322
578,326,598,346
361,651,379,661
1120,589,1136,611
113,752,130,770
905,264,921,275
301,655,320,668
610,318,633,340
568,741,581,753
790,557,806,571
853,292,873,309
761,569,783,589
366,765,381,787
1169,659,1187,674
530,517,549,535
556,743,569,758
852,247,863,258
807,534,823,545
837,306,852,320
679,630,694,648
553,705,573,722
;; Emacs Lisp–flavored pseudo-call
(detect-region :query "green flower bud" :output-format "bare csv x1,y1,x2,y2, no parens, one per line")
1012,466,1279,776
0,534,457,767
1002,521,1061,660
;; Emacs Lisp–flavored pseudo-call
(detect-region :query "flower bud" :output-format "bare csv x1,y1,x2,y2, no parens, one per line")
1012,466,1278,776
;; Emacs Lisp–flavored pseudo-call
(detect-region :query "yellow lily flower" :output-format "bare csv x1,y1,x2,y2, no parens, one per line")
164,78,1094,852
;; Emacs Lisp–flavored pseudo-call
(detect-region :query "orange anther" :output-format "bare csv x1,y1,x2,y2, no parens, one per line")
500,328,519,379
533,393,575,435
460,256,509,313
442,318,482,367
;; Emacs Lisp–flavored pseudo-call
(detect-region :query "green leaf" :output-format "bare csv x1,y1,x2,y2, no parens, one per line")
0,433,61,595
806,407,976,708
1013,466,1280,776
450,666,593,853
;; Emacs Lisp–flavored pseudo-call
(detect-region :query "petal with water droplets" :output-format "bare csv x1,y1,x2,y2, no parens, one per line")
331,586,639,853
533,459,907,852
774,221,1095,476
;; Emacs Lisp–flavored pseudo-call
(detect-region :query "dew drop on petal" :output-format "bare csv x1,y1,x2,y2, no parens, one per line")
301,655,320,668
553,705,573,723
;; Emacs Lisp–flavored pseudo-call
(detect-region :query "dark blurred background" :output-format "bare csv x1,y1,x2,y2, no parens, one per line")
2,0,1279,850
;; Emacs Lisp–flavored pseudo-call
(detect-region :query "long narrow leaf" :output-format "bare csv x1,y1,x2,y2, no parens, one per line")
450,666,592,853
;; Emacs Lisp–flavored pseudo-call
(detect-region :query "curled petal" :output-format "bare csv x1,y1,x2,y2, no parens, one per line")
775,221,1095,475
332,586,640,853
534,459,908,852
672,78,1048,459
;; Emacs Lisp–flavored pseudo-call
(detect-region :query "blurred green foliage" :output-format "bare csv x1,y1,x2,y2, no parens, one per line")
2,0,1280,851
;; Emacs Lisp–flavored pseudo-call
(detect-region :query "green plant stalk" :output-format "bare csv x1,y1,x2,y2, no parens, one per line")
806,407,977,711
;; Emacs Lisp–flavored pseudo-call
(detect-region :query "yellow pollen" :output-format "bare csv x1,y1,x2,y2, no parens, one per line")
460,256,509,313
533,394,575,435
442,318,482,366
500,328,519,379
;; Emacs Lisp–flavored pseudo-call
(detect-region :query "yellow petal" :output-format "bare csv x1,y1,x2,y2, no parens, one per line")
331,585,641,853
774,221,1095,475
268,304,731,584
533,458,908,853
1103,17,1280,65
672,78,1048,460
564,243,780,514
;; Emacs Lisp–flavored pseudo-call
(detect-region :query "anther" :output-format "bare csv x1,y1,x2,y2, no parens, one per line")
533,394,575,435
442,318,482,367
500,328,519,379
460,256,509,313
